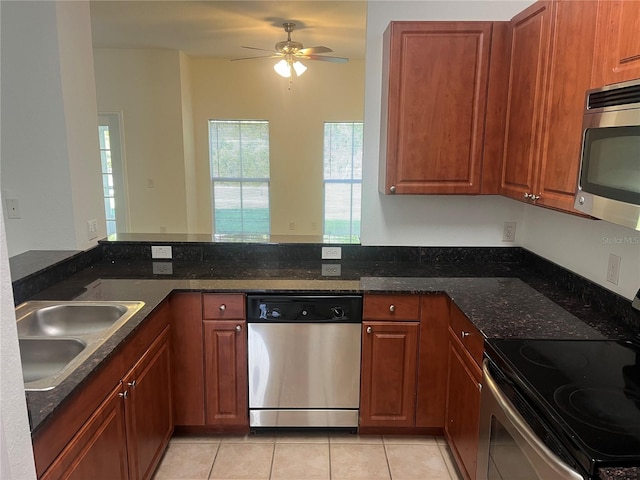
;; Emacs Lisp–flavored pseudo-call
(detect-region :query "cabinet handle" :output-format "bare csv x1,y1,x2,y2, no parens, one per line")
531,194,541,202
461,331,470,339
127,380,136,388
366,326,372,334
119,391,128,399
389,304,395,313
389,185,396,193
219,304,226,311
235,324,242,332
523,192,531,199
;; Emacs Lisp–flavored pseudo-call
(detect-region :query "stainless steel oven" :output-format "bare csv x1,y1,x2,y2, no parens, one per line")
246,294,362,428
479,339,640,480
477,359,585,480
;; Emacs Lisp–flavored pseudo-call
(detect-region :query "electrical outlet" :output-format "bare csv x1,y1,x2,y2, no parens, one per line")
87,219,98,240
502,222,516,242
606,254,621,285
5,198,20,219
321,263,342,276
289,221,296,231
152,261,173,275
321,246,342,260
151,246,172,259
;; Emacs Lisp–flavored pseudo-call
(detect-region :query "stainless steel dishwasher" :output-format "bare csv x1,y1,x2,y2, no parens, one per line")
247,294,362,428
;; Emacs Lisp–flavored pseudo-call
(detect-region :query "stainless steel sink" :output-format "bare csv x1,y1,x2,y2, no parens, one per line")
19,338,86,383
16,301,144,391
16,303,129,337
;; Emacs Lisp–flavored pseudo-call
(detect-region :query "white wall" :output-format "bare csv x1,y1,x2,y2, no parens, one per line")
93,48,188,234
0,212,36,479
521,206,640,300
361,1,533,248
0,1,105,257
0,7,37,464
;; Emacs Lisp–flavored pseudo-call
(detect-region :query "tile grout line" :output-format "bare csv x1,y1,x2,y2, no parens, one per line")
268,440,276,480
206,440,221,480
383,442,393,480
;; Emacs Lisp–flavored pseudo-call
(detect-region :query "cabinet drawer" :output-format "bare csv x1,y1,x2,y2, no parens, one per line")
450,303,483,366
363,294,420,321
203,294,245,319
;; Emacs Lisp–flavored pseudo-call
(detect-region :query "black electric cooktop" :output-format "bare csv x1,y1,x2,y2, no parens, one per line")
488,339,640,475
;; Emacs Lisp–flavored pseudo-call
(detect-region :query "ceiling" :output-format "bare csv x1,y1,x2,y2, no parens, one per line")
89,1,367,60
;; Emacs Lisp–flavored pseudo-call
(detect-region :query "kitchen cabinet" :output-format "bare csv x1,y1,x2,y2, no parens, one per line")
360,294,449,431
446,303,483,480
379,21,508,195
416,295,450,428
501,0,598,213
592,0,640,86
170,292,205,426
360,320,419,428
40,385,129,480
203,294,248,429
123,327,173,480
34,303,173,480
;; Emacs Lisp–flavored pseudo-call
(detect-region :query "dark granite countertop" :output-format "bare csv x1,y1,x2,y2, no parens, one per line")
18,253,639,480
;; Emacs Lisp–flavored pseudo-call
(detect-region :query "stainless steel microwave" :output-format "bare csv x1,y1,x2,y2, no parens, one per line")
574,79,640,231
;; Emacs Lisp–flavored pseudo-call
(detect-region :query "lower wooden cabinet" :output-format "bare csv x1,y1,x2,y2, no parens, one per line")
38,322,172,480
446,305,483,480
360,321,419,427
41,385,129,480
203,319,248,428
123,327,173,480
170,292,205,426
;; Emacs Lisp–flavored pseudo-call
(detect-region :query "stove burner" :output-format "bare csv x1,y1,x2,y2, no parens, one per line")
519,344,589,371
554,385,640,435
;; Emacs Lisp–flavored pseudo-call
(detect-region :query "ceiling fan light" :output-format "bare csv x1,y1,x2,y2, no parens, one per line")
274,59,291,77
292,61,307,76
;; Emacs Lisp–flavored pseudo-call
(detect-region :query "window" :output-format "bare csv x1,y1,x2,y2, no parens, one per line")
98,114,127,236
323,122,363,241
209,120,270,236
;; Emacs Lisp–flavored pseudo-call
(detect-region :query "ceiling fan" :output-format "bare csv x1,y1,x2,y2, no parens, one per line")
231,22,349,78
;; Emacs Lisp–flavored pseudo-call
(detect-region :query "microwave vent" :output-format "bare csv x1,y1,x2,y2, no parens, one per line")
587,83,640,109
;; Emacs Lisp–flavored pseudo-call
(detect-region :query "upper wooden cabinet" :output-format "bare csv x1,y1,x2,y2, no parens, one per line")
500,0,598,213
592,0,640,86
379,22,508,195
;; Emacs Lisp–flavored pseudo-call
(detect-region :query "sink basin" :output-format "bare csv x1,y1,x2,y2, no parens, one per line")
16,300,144,391
20,338,86,383
16,303,129,337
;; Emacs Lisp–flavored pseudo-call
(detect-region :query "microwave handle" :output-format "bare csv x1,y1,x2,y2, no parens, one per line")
482,361,585,480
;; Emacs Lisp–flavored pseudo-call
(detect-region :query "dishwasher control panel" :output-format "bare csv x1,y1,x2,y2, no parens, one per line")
246,295,362,323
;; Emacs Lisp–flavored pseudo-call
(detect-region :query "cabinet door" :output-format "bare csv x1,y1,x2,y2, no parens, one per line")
537,1,598,212
593,0,640,86
415,295,450,428
203,320,248,426
446,338,482,480
170,292,205,426
360,321,419,427
380,22,492,195
500,2,552,201
124,326,173,480
41,385,129,480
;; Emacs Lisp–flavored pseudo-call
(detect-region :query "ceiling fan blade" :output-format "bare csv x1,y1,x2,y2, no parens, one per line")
302,55,349,63
230,54,281,61
241,46,276,53
297,46,333,55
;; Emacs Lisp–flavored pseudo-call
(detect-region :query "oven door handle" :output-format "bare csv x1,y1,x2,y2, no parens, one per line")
482,361,585,480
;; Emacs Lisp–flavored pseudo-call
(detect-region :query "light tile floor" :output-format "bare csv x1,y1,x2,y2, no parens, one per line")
153,433,464,480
